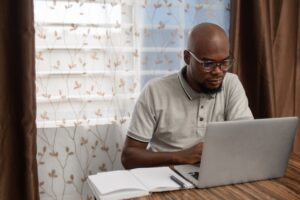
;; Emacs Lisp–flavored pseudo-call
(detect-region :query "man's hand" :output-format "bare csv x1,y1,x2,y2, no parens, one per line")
173,143,203,164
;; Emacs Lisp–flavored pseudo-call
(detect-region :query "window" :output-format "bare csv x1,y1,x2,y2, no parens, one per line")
35,0,138,128
35,0,230,128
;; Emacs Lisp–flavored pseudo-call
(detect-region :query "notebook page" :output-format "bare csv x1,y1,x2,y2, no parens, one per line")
89,170,148,194
130,167,194,192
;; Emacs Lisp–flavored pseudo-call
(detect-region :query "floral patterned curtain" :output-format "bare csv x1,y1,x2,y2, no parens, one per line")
34,0,230,199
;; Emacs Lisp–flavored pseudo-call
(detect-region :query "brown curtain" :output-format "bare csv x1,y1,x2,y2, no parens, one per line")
230,0,300,155
0,0,39,200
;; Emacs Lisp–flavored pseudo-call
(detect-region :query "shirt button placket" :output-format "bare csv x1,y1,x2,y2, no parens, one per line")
197,97,206,139
199,97,208,129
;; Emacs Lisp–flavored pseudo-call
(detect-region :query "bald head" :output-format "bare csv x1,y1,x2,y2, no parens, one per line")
183,23,231,94
187,23,229,58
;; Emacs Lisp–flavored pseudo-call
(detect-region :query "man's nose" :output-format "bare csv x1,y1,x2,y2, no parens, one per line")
211,64,223,74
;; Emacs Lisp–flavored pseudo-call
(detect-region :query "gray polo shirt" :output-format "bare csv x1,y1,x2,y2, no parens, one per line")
127,66,253,152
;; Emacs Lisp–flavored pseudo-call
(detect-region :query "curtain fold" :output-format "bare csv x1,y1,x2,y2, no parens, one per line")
230,0,300,154
0,0,39,200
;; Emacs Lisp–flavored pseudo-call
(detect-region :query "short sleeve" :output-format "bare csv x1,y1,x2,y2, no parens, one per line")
127,83,156,142
224,74,254,120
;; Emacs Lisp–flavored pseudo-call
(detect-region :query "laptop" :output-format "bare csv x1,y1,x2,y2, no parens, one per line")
174,117,299,188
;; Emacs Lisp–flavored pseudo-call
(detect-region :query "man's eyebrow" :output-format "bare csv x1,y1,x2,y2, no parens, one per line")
201,56,231,61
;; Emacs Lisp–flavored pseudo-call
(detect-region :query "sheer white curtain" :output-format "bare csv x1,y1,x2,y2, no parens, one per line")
34,0,230,199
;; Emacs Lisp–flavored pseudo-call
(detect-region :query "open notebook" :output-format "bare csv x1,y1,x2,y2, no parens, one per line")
88,166,193,200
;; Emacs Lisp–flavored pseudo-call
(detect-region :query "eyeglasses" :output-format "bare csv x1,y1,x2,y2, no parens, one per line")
187,50,234,72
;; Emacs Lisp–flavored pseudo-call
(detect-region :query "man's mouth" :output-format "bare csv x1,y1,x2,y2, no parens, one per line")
207,78,223,86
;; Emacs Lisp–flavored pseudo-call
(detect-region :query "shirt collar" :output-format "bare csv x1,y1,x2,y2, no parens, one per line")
178,66,216,100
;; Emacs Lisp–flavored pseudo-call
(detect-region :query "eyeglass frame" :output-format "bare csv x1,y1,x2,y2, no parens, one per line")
186,50,234,72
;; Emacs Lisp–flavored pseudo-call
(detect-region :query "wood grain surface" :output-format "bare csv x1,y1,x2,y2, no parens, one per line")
133,153,300,200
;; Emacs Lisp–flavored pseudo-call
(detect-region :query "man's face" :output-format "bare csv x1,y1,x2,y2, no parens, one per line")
184,38,231,94
189,52,229,94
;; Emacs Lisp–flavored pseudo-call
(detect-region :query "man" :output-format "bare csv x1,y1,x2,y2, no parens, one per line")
121,23,253,169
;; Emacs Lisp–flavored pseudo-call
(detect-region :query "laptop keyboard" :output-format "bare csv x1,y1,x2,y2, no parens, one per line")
189,171,199,179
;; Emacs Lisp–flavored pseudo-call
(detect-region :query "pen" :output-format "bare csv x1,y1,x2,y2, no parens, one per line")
170,175,185,188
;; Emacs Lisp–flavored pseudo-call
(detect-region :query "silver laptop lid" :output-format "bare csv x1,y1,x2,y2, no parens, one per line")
197,117,299,188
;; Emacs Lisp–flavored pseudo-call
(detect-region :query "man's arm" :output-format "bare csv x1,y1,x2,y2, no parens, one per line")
121,136,203,169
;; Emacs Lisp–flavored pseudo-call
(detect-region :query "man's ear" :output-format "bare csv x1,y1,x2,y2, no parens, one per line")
183,50,190,65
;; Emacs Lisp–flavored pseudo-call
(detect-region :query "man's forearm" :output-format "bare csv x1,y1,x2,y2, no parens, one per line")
121,143,203,169
121,147,183,169
121,136,203,169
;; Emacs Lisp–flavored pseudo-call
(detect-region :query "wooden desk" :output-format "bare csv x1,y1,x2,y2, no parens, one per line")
134,153,300,200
